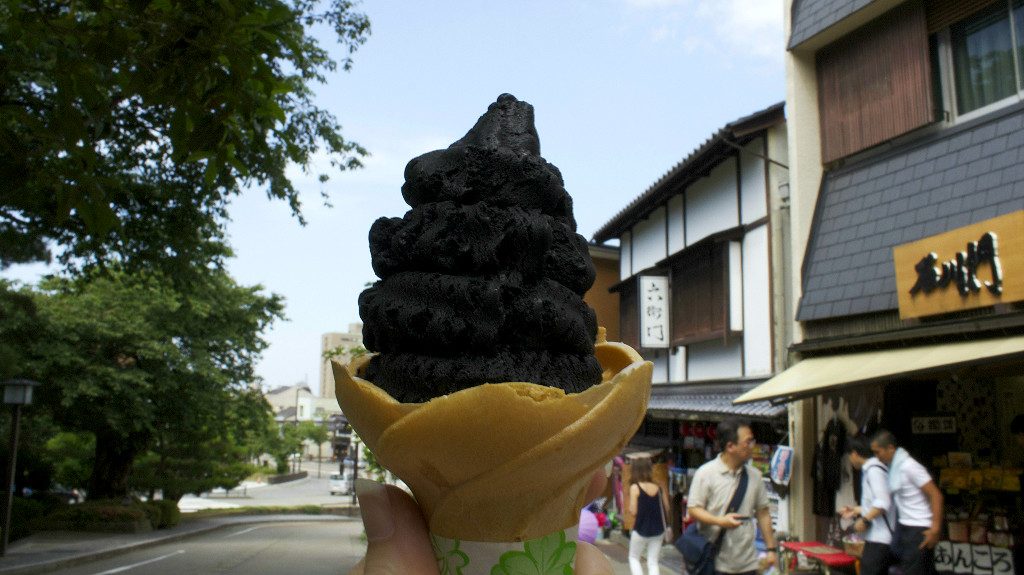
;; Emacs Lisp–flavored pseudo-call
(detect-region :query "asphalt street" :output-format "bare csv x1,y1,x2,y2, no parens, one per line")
45,520,366,575
16,464,645,575
179,463,361,512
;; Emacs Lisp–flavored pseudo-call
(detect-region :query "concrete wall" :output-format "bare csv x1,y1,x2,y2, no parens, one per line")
785,0,824,541
586,248,621,342
685,158,740,246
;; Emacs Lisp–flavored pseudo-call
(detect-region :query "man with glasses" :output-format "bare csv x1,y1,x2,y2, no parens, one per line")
687,419,778,575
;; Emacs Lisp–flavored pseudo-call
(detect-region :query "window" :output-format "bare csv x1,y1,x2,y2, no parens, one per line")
670,242,728,345
934,0,1024,118
816,2,933,162
618,280,639,351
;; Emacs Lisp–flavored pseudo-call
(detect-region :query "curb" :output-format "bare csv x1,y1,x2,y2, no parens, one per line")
0,515,353,575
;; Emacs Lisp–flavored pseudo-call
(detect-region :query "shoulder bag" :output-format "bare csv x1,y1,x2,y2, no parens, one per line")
657,487,673,543
674,468,749,575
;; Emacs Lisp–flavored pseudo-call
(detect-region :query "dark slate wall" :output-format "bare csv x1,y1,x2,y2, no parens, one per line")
797,103,1024,321
790,0,875,48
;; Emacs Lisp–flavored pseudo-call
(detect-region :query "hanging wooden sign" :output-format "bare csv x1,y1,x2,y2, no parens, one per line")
894,210,1024,319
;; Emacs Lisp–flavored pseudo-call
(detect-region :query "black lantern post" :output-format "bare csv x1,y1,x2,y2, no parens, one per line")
1,379,39,556
350,438,360,507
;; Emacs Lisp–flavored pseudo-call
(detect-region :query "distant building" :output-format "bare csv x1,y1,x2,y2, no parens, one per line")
265,383,316,423
319,323,363,400
586,244,620,342
264,383,341,459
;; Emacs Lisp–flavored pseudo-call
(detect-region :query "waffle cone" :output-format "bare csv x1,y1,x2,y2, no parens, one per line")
332,333,652,542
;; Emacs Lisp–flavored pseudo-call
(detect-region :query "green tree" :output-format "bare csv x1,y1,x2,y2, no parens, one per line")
130,387,272,501
41,431,95,491
0,280,44,381
270,423,305,474
297,419,330,476
0,0,370,270
28,268,283,500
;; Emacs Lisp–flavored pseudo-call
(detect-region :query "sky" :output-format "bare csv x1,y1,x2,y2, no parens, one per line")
3,0,787,395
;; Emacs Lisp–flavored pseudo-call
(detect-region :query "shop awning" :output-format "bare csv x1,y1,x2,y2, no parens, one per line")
648,382,787,421
734,334,1024,405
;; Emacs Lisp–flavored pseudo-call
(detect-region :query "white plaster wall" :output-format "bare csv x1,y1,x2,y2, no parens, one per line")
742,225,772,376
686,339,743,380
620,232,632,280
729,241,744,332
632,207,667,272
670,346,686,383
787,50,823,348
652,350,669,384
667,195,685,256
741,139,768,224
685,157,739,246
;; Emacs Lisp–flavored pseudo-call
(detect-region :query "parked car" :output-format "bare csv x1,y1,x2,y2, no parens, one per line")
342,458,367,470
329,471,352,496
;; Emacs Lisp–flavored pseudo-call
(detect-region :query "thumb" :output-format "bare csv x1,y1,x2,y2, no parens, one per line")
351,479,438,575
575,541,614,575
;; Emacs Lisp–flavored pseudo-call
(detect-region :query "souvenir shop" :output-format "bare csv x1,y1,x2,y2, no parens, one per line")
736,211,1024,575
613,387,790,539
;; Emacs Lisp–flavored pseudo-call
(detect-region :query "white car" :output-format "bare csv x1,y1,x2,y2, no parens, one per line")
328,471,353,495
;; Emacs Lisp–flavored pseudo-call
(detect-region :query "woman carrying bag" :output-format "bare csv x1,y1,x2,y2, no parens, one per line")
627,458,672,575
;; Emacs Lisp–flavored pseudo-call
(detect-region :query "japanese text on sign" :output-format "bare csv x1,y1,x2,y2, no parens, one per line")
911,415,957,435
639,276,669,349
909,232,1003,298
935,542,1014,575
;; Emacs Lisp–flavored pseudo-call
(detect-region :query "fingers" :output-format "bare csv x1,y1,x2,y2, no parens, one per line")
352,479,438,575
576,541,615,575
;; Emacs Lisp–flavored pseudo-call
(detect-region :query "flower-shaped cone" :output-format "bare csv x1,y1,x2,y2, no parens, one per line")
332,336,652,542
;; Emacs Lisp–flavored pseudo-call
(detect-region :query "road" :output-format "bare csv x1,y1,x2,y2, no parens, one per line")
179,462,363,511
48,520,366,575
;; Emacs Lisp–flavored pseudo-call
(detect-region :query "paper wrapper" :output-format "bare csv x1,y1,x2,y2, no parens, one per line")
332,331,652,546
430,527,579,575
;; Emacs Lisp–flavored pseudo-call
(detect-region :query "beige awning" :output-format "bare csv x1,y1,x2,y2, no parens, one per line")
734,335,1024,405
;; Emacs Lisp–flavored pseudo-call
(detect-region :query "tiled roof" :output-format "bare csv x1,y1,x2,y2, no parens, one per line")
592,102,785,244
789,0,875,49
647,382,787,420
797,103,1024,321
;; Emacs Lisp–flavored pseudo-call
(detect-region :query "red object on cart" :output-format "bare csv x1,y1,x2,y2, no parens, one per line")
780,541,857,573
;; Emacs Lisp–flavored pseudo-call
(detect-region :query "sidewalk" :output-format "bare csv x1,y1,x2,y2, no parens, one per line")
598,530,684,575
0,512,354,575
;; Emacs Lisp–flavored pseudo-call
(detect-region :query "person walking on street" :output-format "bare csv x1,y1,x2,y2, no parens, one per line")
687,419,779,575
841,436,895,575
626,457,671,575
870,430,943,575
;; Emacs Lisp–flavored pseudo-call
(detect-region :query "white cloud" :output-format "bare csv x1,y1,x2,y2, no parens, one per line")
697,0,784,59
624,0,783,62
650,24,674,43
625,0,688,8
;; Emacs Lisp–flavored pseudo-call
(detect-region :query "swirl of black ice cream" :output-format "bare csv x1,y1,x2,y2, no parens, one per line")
359,94,602,403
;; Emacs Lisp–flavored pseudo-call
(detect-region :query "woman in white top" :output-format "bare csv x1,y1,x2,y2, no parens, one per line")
841,436,895,575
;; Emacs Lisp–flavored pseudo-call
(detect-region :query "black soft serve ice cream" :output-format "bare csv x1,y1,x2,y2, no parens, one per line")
358,94,602,403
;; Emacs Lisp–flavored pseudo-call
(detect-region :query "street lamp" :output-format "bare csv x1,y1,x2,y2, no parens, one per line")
1,379,38,556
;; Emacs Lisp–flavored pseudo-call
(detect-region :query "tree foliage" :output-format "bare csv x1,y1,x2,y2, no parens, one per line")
41,432,95,491
0,0,370,270
21,268,283,499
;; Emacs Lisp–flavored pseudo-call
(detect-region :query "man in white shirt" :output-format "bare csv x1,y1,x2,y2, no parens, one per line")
687,419,778,575
870,430,942,575
841,436,894,575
